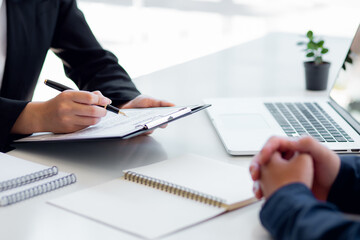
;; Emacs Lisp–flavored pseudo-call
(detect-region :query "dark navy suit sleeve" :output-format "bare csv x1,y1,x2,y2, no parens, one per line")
328,155,360,214
260,155,360,240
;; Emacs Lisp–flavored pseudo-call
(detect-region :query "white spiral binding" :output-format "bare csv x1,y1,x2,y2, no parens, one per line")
0,173,76,207
0,166,58,192
124,171,224,207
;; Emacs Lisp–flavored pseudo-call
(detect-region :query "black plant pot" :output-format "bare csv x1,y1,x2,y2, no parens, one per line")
304,61,330,91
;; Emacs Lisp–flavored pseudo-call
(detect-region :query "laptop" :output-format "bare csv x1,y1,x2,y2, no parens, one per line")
204,26,360,155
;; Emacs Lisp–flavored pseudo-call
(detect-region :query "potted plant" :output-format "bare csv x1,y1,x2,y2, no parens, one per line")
298,30,330,91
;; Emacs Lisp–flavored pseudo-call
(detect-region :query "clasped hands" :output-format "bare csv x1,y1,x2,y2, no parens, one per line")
249,136,341,201
12,90,174,135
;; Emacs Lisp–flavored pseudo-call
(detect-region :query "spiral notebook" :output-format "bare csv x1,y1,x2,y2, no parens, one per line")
49,154,256,239
0,152,76,206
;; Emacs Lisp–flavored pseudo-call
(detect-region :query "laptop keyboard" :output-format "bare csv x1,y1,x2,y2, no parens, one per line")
264,102,354,142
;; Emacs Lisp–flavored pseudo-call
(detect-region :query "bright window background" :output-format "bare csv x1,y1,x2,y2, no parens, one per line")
33,0,360,101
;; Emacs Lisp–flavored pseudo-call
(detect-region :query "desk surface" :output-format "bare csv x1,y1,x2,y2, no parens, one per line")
3,33,351,240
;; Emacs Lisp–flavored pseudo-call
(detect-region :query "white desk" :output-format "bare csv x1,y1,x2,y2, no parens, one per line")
3,33,351,240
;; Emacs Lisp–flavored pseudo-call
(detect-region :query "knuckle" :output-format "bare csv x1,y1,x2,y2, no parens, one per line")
57,92,68,101
86,94,96,103
87,107,98,116
60,90,74,99
57,102,70,114
78,91,95,104
60,91,70,97
93,90,102,96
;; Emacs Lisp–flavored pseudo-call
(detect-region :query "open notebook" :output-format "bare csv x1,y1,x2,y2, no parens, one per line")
49,154,256,239
0,152,76,206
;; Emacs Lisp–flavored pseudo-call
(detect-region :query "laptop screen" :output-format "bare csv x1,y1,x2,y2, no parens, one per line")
330,26,360,123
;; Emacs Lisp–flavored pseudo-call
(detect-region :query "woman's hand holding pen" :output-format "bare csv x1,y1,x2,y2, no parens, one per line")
11,90,112,134
12,78,175,136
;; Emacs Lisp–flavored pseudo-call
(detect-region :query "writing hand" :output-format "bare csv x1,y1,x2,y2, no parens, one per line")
12,90,111,134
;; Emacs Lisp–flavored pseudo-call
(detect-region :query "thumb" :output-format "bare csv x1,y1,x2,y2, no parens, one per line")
289,153,314,188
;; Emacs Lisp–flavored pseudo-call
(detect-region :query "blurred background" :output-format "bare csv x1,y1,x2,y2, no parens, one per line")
33,0,360,101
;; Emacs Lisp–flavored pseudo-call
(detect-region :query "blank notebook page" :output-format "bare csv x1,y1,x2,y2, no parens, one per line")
49,154,254,239
49,179,224,239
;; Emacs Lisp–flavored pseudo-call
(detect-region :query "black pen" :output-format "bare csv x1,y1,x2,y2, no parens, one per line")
44,79,127,116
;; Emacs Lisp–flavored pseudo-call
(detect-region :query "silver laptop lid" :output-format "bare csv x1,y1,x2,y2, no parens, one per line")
330,25,360,134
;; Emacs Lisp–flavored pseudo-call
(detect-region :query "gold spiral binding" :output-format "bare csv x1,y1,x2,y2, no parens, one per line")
124,171,224,208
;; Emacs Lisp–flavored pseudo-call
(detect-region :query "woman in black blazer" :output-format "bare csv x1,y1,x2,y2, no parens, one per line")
0,0,173,152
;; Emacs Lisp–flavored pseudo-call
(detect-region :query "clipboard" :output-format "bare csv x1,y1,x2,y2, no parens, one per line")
14,104,211,143
123,104,210,139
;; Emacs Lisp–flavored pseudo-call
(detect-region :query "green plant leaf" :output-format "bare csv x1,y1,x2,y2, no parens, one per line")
307,30,313,39
321,48,329,54
307,41,317,50
298,30,330,61
306,52,315,57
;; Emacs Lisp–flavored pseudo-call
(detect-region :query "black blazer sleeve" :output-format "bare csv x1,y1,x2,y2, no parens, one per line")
0,0,141,152
260,156,360,240
51,0,140,106
0,98,29,152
